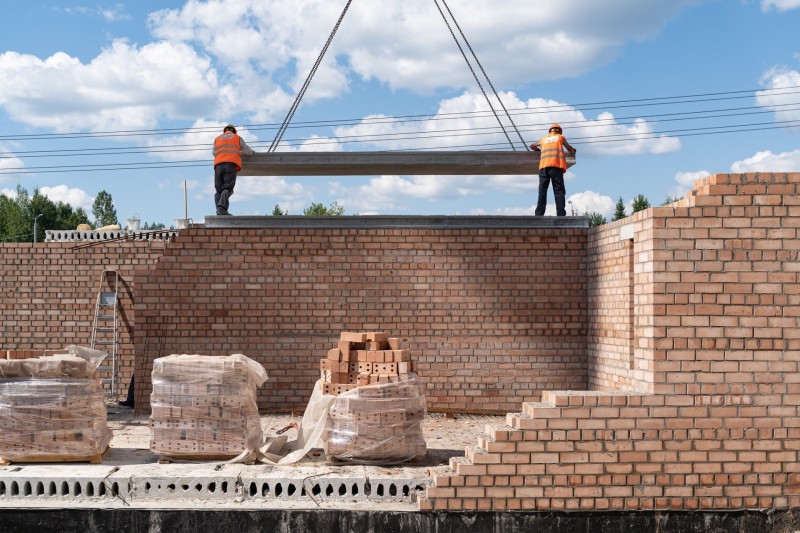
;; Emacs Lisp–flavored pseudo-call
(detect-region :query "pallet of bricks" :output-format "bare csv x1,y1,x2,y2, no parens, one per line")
149,354,267,462
0,346,112,465
320,331,427,465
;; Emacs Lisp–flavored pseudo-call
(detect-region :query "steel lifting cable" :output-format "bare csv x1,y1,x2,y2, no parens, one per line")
438,0,529,151
268,0,355,152
432,0,523,151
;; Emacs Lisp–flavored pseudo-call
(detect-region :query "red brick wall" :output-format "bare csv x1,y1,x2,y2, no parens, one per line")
420,172,800,511
0,241,168,398
587,219,640,391
134,227,588,414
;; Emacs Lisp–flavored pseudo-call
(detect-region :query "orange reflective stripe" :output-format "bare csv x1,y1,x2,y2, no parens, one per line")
213,133,243,170
538,134,567,170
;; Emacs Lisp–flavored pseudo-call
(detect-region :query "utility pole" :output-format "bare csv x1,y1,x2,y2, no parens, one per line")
33,213,43,243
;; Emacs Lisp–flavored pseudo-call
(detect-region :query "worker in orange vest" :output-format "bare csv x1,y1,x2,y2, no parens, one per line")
212,124,256,215
530,124,576,217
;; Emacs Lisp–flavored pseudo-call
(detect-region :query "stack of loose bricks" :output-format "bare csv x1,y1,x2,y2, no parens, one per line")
321,332,427,464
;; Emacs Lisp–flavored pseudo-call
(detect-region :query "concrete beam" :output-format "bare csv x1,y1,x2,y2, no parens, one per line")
238,151,576,176
203,215,589,230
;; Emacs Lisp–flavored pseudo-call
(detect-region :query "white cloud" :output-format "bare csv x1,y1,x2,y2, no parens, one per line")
56,4,131,22
567,190,615,217
730,149,800,172
225,175,314,214
0,40,218,132
670,170,708,199
0,147,25,184
333,91,681,155
496,190,614,217
38,185,94,211
148,0,697,95
757,68,800,130
761,0,800,11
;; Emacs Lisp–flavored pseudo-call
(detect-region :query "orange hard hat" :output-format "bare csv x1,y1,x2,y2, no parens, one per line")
549,123,562,132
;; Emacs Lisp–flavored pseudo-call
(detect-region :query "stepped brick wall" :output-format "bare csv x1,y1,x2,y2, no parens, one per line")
419,172,800,511
0,240,169,398
133,226,588,414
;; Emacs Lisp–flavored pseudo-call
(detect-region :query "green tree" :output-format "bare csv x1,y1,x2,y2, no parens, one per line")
142,222,166,230
631,194,651,213
92,190,118,227
303,201,345,216
586,212,607,227
272,204,287,216
662,196,681,205
0,185,30,242
0,185,91,241
612,196,626,221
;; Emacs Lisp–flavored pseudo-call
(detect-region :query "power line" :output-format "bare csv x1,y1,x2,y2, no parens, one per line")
0,86,796,143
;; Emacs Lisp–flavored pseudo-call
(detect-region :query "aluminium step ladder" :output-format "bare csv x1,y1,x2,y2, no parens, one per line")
90,269,119,399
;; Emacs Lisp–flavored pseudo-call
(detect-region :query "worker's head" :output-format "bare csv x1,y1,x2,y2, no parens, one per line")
223,124,237,134
549,123,562,134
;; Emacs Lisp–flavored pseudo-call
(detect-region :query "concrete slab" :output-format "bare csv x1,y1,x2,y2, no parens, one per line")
204,214,590,229
0,408,501,510
238,151,576,176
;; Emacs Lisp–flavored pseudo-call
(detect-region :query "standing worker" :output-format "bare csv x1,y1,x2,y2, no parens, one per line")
212,124,255,216
530,124,576,217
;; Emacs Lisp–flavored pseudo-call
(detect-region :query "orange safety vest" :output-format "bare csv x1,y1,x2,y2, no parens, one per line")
213,132,244,171
538,133,567,171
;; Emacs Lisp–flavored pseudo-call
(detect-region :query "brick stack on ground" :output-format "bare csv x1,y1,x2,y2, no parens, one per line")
149,354,267,461
0,353,112,464
321,331,427,464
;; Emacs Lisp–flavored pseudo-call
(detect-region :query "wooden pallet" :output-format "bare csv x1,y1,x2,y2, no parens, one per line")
157,449,257,465
0,447,109,466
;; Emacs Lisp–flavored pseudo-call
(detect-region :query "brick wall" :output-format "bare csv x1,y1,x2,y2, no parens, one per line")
420,172,800,511
0,241,168,398
134,225,588,414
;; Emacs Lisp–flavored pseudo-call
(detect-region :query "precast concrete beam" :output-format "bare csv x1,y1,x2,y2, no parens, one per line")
238,151,576,176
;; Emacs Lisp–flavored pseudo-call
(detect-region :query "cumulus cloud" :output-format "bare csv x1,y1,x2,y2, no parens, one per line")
0,40,218,132
0,147,26,184
332,91,681,155
0,0,699,134
38,185,94,211
148,0,696,95
761,0,800,11
222,175,315,214
757,68,800,130
730,149,800,172
670,170,709,199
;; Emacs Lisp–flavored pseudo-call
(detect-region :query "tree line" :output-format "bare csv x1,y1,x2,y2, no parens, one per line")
585,194,681,227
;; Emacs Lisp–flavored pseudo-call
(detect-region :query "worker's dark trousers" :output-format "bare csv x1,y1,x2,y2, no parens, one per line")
535,167,566,217
214,162,238,214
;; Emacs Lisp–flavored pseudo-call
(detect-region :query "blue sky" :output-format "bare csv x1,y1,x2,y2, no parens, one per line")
0,0,799,226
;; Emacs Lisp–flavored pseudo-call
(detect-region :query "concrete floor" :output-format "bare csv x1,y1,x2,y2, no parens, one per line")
0,405,504,510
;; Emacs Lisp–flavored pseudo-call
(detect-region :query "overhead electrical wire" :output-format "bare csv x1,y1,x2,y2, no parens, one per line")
0,86,797,174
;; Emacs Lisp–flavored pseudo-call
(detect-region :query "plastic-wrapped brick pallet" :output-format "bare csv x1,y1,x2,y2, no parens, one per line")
149,354,268,462
322,374,427,464
318,331,427,465
0,346,112,464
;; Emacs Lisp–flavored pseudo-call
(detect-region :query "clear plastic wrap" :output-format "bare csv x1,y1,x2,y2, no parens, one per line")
322,373,427,465
149,354,268,461
0,349,112,462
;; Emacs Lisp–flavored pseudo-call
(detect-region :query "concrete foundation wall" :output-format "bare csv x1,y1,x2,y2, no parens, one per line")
133,225,589,414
